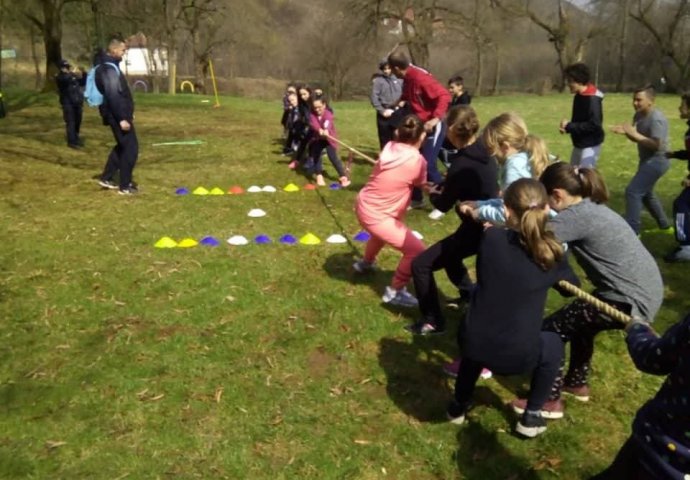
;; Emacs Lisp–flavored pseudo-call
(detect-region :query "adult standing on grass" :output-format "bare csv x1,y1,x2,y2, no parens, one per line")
388,50,451,219
55,59,86,149
370,60,402,150
558,63,604,168
612,85,672,235
96,35,139,195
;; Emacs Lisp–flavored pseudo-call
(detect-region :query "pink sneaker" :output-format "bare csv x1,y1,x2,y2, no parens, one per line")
339,176,351,187
288,160,298,170
510,398,564,420
316,174,326,186
442,358,491,380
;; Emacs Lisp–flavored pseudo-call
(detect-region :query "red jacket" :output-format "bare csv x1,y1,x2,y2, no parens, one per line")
401,65,451,122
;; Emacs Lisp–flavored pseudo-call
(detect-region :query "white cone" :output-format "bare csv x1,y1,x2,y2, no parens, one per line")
227,235,249,245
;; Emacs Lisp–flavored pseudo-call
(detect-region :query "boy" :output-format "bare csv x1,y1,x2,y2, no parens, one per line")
559,63,604,168
448,75,471,106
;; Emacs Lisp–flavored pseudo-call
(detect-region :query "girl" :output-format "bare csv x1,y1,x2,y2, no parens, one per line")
354,115,428,307
307,96,350,187
447,178,578,439
408,105,498,335
512,162,664,419
460,112,551,225
663,92,690,262
288,85,313,170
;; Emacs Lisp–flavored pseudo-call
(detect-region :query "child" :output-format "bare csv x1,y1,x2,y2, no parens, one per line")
612,85,672,235
409,105,498,335
448,75,471,106
288,85,313,170
354,115,428,307
459,112,551,225
447,178,578,439
280,83,297,139
370,60,402,149
511,162,664,419
559,63,604,168
589,314,690,479
282,92,300,155
307,97,349,187
663,92,690,262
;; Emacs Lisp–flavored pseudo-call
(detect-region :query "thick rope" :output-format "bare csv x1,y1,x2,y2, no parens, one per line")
325,134,377,165
557,281,632,324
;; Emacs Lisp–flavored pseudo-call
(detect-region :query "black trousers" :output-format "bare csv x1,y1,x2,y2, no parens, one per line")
376,113,396,150
101,122,138,190
61,102,83,146
411,220,482,327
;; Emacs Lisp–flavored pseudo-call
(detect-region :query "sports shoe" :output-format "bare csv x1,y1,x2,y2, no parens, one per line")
562,385,590,402
315,174,326,186
664,246,690,263
404,321,445,336
442,358,492,379
98,179,118,190
510,398,564,420
643,226,674,235
446,400,471,425
288,160,298,170
428,209,445,220
381,286,418,307
408,199,425,210
515,410,547,438
352,259,376,273
339,176,351,187
118,188,137,196
446,291,471,310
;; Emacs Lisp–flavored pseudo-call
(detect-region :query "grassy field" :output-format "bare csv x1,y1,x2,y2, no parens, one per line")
0,87,689,479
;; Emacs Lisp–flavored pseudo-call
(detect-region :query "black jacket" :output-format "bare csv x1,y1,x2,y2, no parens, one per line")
55,71,85,106
95,54,134,124
450,91,471,106
668,120,690,173
565,84,604,148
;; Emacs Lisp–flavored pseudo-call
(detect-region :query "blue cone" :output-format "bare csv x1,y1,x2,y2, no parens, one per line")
353,231,370,242
279,234,297,245
200,236,220,246
176,187,190,195
255,234,272,244
329,183,341,190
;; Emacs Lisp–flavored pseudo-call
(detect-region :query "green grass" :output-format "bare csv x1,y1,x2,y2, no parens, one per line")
0,87,689,479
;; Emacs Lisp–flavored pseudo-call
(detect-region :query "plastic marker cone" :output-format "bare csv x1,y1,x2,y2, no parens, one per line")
177,238,198,248
262,186,277,193
412,230,424,240
329,183,341,190
227,235,249,246
209,187,225,195
154,236,178,248
175,187,190,195
326,234,347,244
248,208,266,218
193,186,209,195
299,233,321,245
254,234,271,244
200,236,220,247
353,231,370,242
303,183,317,191
283,183,300,192
228,185,244,194
247,185,262,193
279,234,297,245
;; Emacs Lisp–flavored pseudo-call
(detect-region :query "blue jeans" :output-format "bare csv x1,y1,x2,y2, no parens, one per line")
412,120,447,201
624,158,670,234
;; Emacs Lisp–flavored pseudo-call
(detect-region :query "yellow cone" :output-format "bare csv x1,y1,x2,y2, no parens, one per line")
177,238,199,248
154,236,178,248
283,183,300,192
299,233,321,245
193,186,209,195
209,187,225,195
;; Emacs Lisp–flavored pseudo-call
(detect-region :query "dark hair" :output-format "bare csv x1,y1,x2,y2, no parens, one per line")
446,106,479,147
539,161,609,204
683,92,690,108
387,50,410,69
395,115,425,144
564,63,590,85
504,178,564,270
448,75,464,86
634,84,656,101
311,95,327,108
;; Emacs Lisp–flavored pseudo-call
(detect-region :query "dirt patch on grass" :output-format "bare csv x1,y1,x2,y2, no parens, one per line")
306,347,337,379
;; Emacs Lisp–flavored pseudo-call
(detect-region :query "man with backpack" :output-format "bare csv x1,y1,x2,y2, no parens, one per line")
55,59,86,149
91,35,138,195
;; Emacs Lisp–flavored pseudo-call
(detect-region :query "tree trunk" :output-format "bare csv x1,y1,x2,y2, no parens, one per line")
0,0,4,91
474,38,483,97
491,45,501,95
615,0,630,92
30,24,42,90
40,0,63,92
168,48,177,94
90,0,103,53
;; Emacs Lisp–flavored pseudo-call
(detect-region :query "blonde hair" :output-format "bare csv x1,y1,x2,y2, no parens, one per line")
482,112,550,178
503,178,563,270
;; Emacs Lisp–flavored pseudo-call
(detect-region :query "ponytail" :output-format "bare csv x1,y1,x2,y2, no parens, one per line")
395,114,425,145
540,161,609,203
524,134,550,179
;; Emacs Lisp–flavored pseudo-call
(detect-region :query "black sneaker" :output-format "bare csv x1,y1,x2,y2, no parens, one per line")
446,290,472,310
404,321,445,336
98,179,118,190
118,188,137,196
515,410,547,438
127,183,139,193
446,400,471,425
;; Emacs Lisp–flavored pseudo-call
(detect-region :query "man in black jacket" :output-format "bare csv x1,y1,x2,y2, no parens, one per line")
55,59,86,149
96,36,138,195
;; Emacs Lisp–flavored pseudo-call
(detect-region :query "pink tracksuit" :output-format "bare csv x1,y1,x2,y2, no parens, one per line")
355,141,427,289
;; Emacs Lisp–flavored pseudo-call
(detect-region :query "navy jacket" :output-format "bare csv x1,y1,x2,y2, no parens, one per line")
565,84,605,148
95,54,134,124
55,71,85,106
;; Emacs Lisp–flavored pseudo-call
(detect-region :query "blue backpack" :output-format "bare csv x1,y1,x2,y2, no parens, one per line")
84,62,120,107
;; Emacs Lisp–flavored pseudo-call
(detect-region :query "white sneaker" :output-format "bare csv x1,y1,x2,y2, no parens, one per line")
428,209,445,220
353,259,376,273
382,286,418,307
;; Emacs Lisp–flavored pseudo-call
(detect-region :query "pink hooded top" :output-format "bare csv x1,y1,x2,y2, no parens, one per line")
356,141,427,222
309,109,337,148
